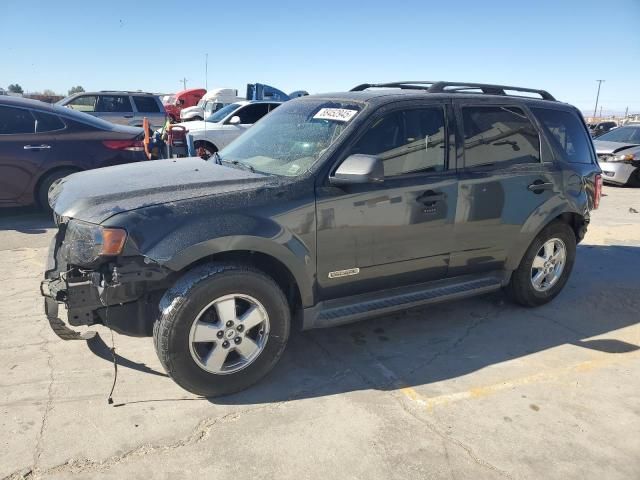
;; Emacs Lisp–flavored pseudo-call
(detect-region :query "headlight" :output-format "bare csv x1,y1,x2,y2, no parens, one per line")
612,153,638,163
61,220,127,265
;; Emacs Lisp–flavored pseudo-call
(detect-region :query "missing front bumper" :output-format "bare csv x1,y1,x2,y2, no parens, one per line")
43,295,97,341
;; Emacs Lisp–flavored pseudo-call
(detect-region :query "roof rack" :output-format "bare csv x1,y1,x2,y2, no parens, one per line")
98,90,155,95
350,81,556,101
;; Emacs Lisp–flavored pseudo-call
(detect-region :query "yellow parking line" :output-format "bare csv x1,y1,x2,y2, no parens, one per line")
397,350,640,411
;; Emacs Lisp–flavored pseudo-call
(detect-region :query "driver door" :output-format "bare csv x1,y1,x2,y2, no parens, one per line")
315,102,458,300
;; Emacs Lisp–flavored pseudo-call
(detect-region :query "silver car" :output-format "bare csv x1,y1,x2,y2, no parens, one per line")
57,91,167,129
593,125,640,186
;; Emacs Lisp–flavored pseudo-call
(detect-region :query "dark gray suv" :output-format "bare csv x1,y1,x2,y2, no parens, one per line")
42,81,602,396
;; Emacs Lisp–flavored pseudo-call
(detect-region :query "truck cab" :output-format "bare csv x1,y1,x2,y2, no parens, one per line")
180,88,243,122
163,88,207,123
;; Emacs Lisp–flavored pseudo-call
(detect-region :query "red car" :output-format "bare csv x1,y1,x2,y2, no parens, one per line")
163,88,206,122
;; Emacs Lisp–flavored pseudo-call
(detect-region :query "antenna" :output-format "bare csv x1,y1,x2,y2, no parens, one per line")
205,53,208,91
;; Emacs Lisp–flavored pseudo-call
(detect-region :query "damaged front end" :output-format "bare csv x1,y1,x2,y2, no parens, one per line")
41,219,173,340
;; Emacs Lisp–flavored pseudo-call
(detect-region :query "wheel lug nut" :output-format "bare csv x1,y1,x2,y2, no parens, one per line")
234,337,242,344
217,331,224,338
222,341,230,348
226,320,234,327
236,325,244,332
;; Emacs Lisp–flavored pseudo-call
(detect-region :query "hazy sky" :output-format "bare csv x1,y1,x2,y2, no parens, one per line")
2,0,639,115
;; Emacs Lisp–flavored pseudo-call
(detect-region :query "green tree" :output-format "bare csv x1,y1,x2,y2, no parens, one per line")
7,84,24,94
68,85,84,95
42,89,57,96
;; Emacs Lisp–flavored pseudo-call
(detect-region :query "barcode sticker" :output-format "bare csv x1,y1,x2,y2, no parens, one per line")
313,108,358,122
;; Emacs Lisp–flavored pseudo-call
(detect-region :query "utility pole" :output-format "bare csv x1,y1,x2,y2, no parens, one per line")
600,106,603,118
593,79,605,118
180,77,188,90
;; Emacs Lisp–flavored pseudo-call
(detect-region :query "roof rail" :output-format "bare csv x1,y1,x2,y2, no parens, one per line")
98,90,155,95
350,81,556,101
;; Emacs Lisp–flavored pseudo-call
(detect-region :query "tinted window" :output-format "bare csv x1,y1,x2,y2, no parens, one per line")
33,111,65,132
462,106,540,168
133,96,160,113
350,107,446,176
596,126,640,143
207,102,242,122
97,95,132,113
0,106,35,134
65,95,97,112
235,104,270,124
531,108,594,164
268,103,281,112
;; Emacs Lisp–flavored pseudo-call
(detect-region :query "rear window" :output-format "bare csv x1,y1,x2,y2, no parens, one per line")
133,96,161,113
33,111,66,132
531,108,595,164
461,106,540,168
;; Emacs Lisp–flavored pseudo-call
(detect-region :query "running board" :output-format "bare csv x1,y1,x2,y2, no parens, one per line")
302,274,503,330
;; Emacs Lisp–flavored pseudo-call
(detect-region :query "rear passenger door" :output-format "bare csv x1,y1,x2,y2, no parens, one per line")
95,95,134,126
450,101,556,276
132,96,165,129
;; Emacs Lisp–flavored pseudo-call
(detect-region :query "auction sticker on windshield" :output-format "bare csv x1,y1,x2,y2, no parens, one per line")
313,108,358,122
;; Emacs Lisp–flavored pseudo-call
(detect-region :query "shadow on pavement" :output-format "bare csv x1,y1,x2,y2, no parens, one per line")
0,207,53,234
85,244,640,406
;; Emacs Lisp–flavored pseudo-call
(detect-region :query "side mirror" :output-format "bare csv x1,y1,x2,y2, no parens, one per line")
229,115,241,125
329,154,384,185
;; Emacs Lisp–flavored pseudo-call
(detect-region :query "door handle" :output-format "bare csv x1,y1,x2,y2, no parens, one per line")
23,144,51,150
528,180,553,193
417,191,445,205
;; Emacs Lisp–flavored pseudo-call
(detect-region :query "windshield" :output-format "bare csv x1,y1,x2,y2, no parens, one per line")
206,103,242,123
218,100,362,176
597,126,640,143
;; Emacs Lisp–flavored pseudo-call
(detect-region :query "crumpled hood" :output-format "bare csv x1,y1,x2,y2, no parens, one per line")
50,157,271,224
593,140,640,155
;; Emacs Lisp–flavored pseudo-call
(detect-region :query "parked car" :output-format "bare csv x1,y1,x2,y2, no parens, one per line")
0,96,146,208
42,81,602,396
593,125,640,186
179,88,242,122
589,121,617,138
175,100,281,155
163,88,206,122
57,91,167,129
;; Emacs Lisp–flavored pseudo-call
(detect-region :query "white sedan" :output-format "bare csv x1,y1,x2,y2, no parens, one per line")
174,101,282,155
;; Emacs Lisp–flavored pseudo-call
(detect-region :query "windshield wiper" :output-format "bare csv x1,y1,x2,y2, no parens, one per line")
212,151,222,165
230,160,255,173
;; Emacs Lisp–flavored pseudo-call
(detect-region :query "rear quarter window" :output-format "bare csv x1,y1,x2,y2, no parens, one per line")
531,108,595,164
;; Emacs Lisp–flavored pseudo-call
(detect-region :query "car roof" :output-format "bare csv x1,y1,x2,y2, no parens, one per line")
302,89,570,110
0,95,59,111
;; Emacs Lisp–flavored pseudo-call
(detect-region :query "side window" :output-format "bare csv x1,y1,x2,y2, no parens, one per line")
133,96,161,113
461,106,540,168
235,104,270,124
65,95,97,112
531,107,595,164
350,107,446,176
268,103,280,112
0,106,35,134
33,111,66,132
97,95,133,113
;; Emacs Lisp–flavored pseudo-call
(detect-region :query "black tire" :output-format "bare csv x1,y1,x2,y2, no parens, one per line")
194,141,218,160
192,116,203,121
626,169,640,187
154,263,290,397
505,221,576,307
37,169,78,211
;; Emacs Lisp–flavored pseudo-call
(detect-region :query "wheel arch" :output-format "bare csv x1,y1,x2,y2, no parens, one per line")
33,165,83,206
505,207,587,271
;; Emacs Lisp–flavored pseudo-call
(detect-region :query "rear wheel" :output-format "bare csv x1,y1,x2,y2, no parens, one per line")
506,221,576,307
194,141,218,160
37,168,78,211
153,263,290,396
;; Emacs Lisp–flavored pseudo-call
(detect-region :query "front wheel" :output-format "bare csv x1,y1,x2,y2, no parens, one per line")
153,263,290,396
505,221,576,307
